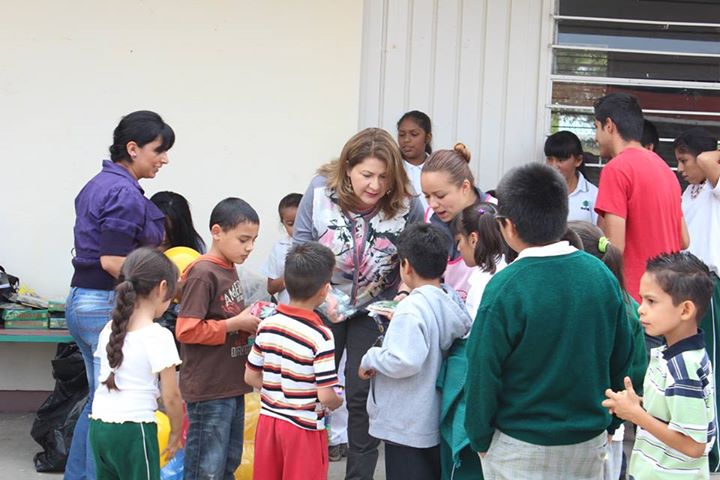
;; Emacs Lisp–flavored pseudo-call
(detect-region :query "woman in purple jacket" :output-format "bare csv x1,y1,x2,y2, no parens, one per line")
64,110,175,480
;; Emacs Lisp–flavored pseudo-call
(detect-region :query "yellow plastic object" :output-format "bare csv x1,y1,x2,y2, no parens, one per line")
164,246,201,275
156,410,171,467
235,392,261,480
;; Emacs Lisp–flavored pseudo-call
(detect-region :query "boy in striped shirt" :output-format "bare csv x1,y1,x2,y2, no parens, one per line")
245,242,343,480
604,252,717,479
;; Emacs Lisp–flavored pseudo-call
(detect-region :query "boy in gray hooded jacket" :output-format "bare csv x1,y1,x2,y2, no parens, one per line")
359,223,473,480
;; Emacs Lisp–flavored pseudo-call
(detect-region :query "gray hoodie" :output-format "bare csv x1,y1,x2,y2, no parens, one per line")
360,284,472,448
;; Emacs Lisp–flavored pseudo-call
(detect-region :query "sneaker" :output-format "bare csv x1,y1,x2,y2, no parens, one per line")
329,443,348,462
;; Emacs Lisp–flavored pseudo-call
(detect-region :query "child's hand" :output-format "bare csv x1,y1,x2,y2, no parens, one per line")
162,428,184,461
317,386,343,411
393,283,411,302
358,366,376,380
226,306,261,334
602,376,642,422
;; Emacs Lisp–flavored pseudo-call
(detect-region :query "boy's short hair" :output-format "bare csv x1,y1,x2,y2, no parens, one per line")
278,193,303,216
209,197,259,231
593,93,644,142
397,223,449,280
284,242,335,301
673,128,718,157
646,252,714,321
641,119,659,150
496,163,568,245
544,131,583,160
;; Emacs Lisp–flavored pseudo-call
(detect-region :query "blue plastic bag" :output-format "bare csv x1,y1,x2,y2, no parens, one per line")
160,449,184,480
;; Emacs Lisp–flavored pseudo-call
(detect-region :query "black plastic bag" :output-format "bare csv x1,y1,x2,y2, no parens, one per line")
31,342,89,472
0,265,19,302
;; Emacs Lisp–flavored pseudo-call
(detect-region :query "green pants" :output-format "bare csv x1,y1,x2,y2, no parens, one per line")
701,274,720,473
89,419,160,480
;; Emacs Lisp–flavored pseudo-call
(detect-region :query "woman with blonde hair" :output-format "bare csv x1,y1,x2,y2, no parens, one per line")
421,143,495,300
295,127,424,479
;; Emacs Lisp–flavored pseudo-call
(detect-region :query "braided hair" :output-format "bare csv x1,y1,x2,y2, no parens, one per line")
102,247,178,391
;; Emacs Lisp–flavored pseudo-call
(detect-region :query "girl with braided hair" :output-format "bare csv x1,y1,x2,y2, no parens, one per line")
89,247,184,480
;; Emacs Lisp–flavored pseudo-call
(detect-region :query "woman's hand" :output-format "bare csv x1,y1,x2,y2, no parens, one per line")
99,255,125,278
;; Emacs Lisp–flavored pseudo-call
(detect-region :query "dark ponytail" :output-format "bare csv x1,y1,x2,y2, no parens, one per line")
397,110,433,154
109,110,175,163
568,221,625,290
102,247,178,391
451,202,515,273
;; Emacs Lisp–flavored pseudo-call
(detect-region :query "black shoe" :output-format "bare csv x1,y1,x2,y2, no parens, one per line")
329,443,348,462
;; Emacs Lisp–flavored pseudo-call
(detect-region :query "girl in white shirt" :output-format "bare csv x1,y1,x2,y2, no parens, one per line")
675,130,720,473
544,131,599,224
451,202,513,319
397,110,433,212
90,247,184,480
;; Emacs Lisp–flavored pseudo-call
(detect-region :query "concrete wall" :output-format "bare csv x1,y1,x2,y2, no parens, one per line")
1,0,363,390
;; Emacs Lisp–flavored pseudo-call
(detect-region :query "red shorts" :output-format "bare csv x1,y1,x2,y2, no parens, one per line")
253,414,329,480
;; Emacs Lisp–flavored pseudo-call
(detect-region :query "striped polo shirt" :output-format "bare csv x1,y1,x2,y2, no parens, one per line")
246,304,338,431
630,332,716,479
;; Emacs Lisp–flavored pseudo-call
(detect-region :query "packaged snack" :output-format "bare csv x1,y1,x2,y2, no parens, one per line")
316,288,357,324
366,300,398,319
249,301,277,319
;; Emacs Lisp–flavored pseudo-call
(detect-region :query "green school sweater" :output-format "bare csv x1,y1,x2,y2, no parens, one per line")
464,251,634,452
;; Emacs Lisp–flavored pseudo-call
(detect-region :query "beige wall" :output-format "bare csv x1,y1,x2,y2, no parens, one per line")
359,0,553,191
0,1,363,390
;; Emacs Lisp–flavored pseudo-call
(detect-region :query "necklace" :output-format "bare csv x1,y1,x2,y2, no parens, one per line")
690,183,704,200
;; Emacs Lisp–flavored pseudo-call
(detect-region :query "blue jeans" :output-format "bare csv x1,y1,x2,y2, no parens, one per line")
64,287,114,480
184,396,245,480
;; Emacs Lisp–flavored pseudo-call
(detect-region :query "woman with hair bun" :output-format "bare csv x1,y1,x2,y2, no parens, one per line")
65,110,175,479
421,143,495,300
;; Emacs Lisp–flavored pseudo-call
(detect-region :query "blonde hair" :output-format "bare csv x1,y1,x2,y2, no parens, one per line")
318,128,413,218
422,142,474,187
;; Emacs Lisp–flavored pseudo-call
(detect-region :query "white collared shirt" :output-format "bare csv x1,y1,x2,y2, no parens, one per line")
568,172,599,224
682,180,720,276
404,159,429,212
516,240,577,260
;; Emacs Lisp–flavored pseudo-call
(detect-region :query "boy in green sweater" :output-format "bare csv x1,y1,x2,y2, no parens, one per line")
464,163,634,479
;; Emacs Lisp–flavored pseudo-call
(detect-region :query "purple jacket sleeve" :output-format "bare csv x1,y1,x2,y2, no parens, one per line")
98,187,148,256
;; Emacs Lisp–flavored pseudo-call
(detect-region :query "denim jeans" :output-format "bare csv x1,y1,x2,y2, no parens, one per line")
184,396,245,480
64,287,115,480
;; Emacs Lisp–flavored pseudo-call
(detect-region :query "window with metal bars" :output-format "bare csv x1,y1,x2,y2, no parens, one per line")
548,0,720,186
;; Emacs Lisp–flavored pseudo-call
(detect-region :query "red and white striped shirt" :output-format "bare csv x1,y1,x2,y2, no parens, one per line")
246,304,338,430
